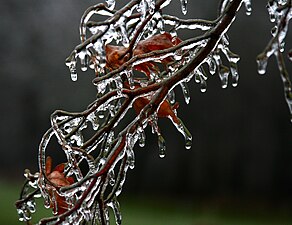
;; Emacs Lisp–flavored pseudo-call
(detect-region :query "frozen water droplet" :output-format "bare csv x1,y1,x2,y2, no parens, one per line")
79,50,88,72
17,209,25,222
256,54,268,75
66,56,78,82
207,57,216,75
279,41,285,53
271,26,278,36
219,65,229,88
180,82,190,104
173,118,192,149
44,195,51,209
244,0,252,16
200,79,207,93
267,0,277,22
230,62,239,87
69,63,78,81
108,169,115,186
23,209,32,221
27,200,36,213
147,0,156,14
158,134,166,158
194,72,201,83
139,129,146,147
127,148,135,169
170,29,177,38
168,89,176,104
106,0,115,10
180,0,188,15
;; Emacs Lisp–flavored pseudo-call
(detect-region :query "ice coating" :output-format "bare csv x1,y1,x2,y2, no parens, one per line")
257,0,292,118
16,0,251,224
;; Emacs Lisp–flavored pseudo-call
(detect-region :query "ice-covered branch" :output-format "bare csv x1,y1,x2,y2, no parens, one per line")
257,0,292,120
17,0,275,224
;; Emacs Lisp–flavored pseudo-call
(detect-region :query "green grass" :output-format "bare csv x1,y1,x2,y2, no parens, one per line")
2,182,292,225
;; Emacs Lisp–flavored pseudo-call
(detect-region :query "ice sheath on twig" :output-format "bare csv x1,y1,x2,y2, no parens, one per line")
15,0,291,224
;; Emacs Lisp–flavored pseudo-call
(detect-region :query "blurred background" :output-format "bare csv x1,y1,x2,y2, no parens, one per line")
0,0,292,224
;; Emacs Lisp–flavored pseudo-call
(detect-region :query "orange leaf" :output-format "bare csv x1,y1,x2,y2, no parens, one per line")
45,156,74,215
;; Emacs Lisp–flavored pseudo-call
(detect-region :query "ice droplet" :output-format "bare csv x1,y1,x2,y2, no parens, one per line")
69,64,78,81
66,55,78,82
106,0,115,10
244,0,252,16
126,147,135,169
219,65,229,88
207,57,216,75
147,0,156,14
271,26,278,36
180,82,190,104
158,134,166,158
173,118,192,149
194,68,208,92
79,50,88,72
230,62,239,87
267,0,277,22
180,0,188,15
168,89,176,104
139,129,146,147
108,169,115,186
200,79,207,93
27,200,36,213
17,209,25,222
256,54,268,75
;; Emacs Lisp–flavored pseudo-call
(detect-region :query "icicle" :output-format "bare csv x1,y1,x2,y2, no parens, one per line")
65,57,78,82
105,0,115,10
115,16,129,47
207,57,217,75
108,169,115,186
243,0,252,16
219,65,229,88
146,0,156,14
96,80,109,95
157,134,166,158
230,62,239,87
138,128,146,147
200,79,207,93
79,50,89,72
137,0,147,19
170,29,177,39
26,200,36,213
172,118,192,149
87,111,99,130
155,13,164,33
180,82,190,104
126,147,135,169
256,53,268,75
168,89,176,104
194,68,208,92
180,0,188,15
17,208,25,222
150,113,158,134
267,0,277,22
271,26,278,37
125,70,135,89
108,197,122,225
